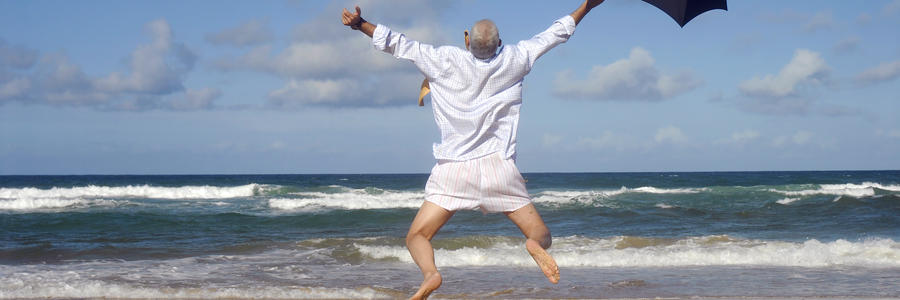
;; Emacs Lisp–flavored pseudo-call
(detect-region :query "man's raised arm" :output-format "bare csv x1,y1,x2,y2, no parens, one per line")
341,6,376,37
570,0,605,25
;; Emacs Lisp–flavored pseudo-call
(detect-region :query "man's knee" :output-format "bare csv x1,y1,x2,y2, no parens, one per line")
406,227,430,245
405,229,418,245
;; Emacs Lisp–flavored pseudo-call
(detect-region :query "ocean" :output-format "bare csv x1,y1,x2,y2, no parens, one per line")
1,171,899,299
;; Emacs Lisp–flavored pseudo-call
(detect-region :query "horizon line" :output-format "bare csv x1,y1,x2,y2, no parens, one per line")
2,169,898,177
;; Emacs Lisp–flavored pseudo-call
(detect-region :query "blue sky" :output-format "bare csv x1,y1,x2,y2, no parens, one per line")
1,0,899,174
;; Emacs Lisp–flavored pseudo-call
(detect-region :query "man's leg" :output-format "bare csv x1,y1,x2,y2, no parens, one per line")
406,201,455,300
505,203,559,284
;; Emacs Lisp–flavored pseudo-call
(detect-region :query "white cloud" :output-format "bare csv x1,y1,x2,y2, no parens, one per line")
267,72,422,107
803,11,834,33
833,36,860,54
31,54,109,106
730,129,761,143
792,130,813,145
167,88,222,111
772,136,787,147
739,49,829,98
654,126,688,145
215,40,405,78
715,129,761,147
554,47,701,101
736,49,834,115
0,39,38,69
889,130,900,139
542,134,563,148
759,10,839,34
267,141,286,151
738,97,814,116
211,0,451,108
885,0,900,15
268,78,362,106
707,91,725,102
0,19,216,111
728,33,763,54
773,130,814,147
578,127,691,151
95,19,196,95
856,13,873,25
206,19,274,47
577,131,633,151
815,104,864,117
0,77,30,100
855,60,900,85
876,129,900,139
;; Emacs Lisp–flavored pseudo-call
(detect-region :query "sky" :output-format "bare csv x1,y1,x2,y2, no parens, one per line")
1,0,899,175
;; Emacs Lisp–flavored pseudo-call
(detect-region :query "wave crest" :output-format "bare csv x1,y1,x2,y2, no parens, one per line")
355,235,900,268
532,186,705,206
0,198,123,210
770,182,900,198
0,184,260,210
0,276,387,299
268,187,424,211
0,184,259,200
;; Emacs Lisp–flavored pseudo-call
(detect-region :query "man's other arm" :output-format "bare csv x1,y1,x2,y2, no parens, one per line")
517,0,605,68
341,5,445,80
341,6,376,37
570,0,605,25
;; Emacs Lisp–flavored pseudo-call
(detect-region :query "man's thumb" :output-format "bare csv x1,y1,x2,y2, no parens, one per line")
355,6,361,16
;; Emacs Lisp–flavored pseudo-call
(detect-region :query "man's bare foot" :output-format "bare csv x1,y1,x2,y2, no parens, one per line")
526,239,560,284
409,272,442,300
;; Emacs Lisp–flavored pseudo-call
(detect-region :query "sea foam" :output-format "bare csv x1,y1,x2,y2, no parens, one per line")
0,184,259,200
770,182,900,198
0,198,118,210
356,236,900,268
531,186,705,206
268,187,424,211
0,184,260,211
776,197,800,205
0,251,391,299
0,277,386,299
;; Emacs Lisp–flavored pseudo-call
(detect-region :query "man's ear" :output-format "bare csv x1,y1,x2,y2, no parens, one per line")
498,39,502,48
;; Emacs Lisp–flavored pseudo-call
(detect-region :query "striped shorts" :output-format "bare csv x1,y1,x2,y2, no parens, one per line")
424,152,532,213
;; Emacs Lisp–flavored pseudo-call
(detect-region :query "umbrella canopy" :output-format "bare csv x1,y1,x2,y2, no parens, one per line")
641,0,727,27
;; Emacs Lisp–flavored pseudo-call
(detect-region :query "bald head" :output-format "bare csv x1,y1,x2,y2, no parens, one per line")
469,19,500,59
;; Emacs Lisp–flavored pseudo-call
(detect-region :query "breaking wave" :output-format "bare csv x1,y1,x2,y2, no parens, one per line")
531,186,705,206
0,184,260,211
770,182,900,198
268,187,424,211
0,184,260,200
0,249,396,299
0,198,122,210
776,197,801,205
0,278,387,299
355,235,900,268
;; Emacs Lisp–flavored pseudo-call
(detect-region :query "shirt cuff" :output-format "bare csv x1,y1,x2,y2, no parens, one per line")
557,15,577,36
372,24,390,51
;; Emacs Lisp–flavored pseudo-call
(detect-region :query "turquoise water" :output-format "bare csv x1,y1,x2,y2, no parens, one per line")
1,171,899,298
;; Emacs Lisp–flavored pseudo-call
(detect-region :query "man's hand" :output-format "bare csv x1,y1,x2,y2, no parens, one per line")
341,6,362,28
341,5,375,37
586,0,605,10
571,0,604,25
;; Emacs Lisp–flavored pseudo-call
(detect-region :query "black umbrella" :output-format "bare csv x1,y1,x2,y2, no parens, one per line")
641,0,727,27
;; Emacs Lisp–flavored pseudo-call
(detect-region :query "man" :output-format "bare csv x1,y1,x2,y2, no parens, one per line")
341,1,604,299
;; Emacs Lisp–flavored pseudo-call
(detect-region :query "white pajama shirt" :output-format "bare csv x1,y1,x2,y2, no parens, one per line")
372,15,577,212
